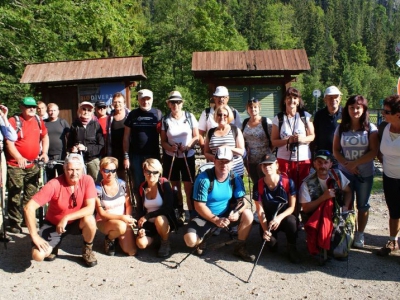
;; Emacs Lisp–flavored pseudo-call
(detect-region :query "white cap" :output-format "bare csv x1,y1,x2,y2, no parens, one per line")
215,147,233,161
138,89,153,100
79,101,94,108
324,86,342,97
166,91,184,102
213,86,229,97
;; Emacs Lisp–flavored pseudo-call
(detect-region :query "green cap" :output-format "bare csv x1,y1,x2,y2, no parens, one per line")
21,97,37,106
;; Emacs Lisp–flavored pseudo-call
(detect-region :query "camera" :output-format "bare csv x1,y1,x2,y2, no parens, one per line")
289,142,298,152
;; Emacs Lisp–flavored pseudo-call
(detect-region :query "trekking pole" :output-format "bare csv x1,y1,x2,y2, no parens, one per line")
247,198,287,283
125,169,137,217
181,150,193,183
168,150,176,181
170,200,245,269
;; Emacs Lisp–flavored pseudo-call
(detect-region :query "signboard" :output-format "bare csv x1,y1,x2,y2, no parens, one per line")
78,83,125,106
313,89,321,98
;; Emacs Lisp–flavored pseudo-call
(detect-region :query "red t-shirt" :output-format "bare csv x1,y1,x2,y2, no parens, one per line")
6,114,48,167
32,174,97,225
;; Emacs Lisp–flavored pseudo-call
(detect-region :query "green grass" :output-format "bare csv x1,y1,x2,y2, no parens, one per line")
372,175,383,193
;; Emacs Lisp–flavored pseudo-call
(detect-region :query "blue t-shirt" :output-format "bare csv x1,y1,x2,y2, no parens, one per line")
193,169,245,216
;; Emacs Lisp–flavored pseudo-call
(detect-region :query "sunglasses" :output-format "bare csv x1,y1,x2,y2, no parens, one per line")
70,193,77,208
248,98,259,103
103,168,117,174
217,113,228,118
169,101,182,105
24,105,37,109
145,170,159,176
382,109,394,115
81,108,93,112
97,106,107,110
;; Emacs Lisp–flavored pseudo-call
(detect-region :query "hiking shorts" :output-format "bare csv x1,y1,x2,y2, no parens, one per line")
35,220,82,249
383,173,400,219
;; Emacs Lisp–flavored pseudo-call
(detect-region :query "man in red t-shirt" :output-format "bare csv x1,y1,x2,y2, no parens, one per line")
24,153,98,267
5,97,49,234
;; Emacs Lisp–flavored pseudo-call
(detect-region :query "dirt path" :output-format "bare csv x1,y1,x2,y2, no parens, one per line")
0,192,399,299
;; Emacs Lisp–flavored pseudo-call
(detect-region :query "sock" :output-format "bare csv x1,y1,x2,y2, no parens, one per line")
389,236,397,241
84,241,93,246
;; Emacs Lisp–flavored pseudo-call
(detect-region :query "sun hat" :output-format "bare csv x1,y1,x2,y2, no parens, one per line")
324,86,342,97
166,91,184,102
213,86,229,97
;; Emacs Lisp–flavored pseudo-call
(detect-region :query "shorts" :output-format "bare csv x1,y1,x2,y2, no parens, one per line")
141,220,159,238
162,153,195,182
383,173,400,219
36,220,82,249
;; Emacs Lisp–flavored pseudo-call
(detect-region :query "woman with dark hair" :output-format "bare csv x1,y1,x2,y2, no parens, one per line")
242,98,273,183
376,95,400,256
333,95,378,249
270,87,315,195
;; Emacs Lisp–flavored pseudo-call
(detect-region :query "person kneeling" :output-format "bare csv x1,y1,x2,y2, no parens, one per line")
254,154,300,263
135,159,177,257
24,154,98,267
95,157,137,256
184,147,255,262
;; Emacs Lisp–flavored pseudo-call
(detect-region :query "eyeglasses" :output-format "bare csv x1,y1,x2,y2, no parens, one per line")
315,150,331,157
169,101,182,105
382,109,394,115
70,193,77,208
145,170,159,176
103,168,117,174
248,98,259,103
81,108,93,112
24,105,37,109
217,113,228,118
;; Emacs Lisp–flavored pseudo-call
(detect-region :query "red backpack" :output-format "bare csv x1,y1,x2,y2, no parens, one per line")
257,173,290,201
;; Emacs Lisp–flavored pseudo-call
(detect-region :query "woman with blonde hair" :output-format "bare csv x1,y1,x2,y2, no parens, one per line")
95,157,137,256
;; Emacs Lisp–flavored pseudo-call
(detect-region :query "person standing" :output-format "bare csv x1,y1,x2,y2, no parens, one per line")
5,97,49,233
105,92,130,179
37,101,49,120
67,101,104,182
313,86,343,167
123,89,162,199
0,104,17,242
45,103,69,180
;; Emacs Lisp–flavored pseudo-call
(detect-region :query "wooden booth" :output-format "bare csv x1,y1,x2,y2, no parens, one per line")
191,50,310,120
20,56,147,124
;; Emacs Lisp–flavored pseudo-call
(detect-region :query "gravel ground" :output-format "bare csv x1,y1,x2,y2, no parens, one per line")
0,192,399,299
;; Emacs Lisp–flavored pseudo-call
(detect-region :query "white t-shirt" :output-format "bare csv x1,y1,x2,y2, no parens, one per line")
380,123,400,179
162,111,198,158
272,112,312,161
198,107,242,133
299,171,350,203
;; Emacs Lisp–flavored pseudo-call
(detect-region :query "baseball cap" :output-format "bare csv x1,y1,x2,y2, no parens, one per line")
21,97,37,106
215,147,233,161
95,101,106,108
314,150,332,161
79,101,94,108
259,154,277,165
138,89,153,100
324,86,342,97
213,86,229,97
166,91,184,102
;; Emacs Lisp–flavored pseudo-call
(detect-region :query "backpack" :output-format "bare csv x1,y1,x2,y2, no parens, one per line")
242,116,272,148
207,124,238,142
277,110,308,133
257,172,290,199
13,114,42,136
205,106,237,122
162,111,193,132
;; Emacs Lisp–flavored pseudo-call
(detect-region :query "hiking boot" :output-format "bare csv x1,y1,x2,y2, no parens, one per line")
104,236,116,256
233,241,255,262
287,244,301,264
377,240,399,257
195,242,207,256
353,232,365,249
82,244,97,267
158,239,171,257
44,246,58,262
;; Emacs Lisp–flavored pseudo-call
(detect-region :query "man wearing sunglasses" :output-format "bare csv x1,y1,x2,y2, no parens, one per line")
5,97,49,234
24,153,98,267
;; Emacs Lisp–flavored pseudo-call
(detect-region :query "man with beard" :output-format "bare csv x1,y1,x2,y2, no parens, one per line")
24,154,98,267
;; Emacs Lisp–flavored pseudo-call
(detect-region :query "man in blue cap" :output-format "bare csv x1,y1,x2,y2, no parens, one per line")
5,97,49,234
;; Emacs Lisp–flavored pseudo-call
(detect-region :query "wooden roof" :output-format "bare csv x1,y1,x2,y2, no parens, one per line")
20,56,146,84
192,50,310,78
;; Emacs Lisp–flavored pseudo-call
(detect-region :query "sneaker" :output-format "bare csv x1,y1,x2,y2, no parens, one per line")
229,225,238,237
158,239,171,257
287,244,301,264
253,212,260,224
104,236,116,256
195,242,207,256
44,247,58,262
377,240,399,257
353,232,365,249
233,242,255,262
179,210,186,225
213,228,222,236
82,244,97,267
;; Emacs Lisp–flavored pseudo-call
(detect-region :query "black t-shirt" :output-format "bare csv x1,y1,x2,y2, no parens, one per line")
45,118,70,158
313,106,342,152
111,118,125,159
124,107,162,156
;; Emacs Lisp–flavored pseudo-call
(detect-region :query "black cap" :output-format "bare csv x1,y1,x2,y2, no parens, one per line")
95,101,106,108
259,154,277,165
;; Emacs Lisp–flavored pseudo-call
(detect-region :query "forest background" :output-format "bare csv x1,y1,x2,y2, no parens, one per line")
1,0,400,116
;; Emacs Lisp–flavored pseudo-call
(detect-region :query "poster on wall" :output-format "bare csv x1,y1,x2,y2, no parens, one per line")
78,83,125,106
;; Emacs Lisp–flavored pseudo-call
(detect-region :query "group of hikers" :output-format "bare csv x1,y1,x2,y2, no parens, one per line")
0,84,399,269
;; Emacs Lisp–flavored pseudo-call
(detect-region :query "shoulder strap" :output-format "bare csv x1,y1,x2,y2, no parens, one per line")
162,113,171,133
278,112,284,132
185,111,193,130
330,169,342,189
207,127,216,141
205,168,215,194
261,116,272,145
205,107,211,121
299,110,308,131
280,173,290,195
157,109,162,121
13,115,21,133
257,178,264,200
231,124,238,140
242,118,249,132
139,181,147,197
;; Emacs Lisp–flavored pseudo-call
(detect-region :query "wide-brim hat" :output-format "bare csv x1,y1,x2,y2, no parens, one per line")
324,86,342,97
166,91,184,103
213,86,229,97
